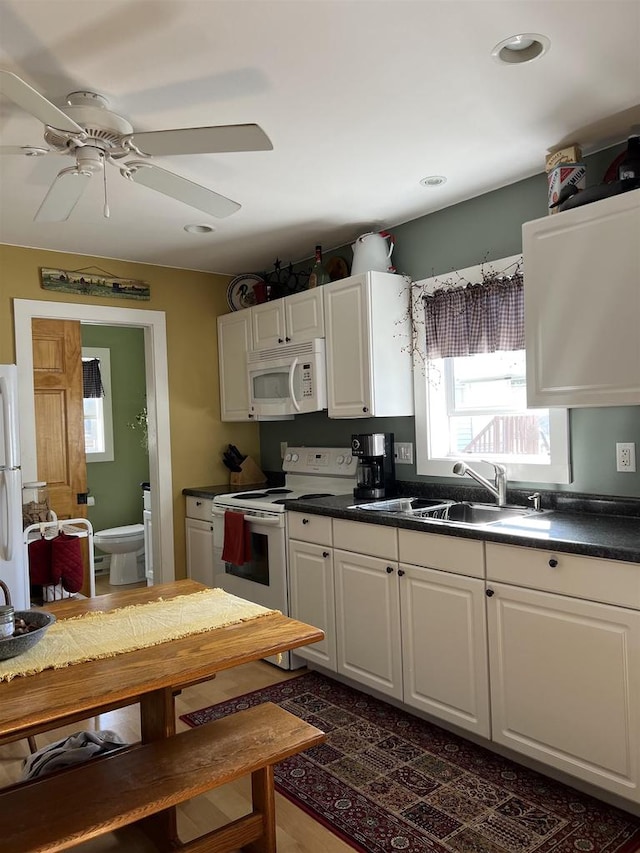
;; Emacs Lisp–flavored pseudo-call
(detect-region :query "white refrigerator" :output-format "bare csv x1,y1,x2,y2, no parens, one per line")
0,364,29,610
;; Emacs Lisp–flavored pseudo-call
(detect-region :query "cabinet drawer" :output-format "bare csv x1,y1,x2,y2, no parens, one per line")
399,530,484,578
333,518,397,560
486,542,640,609
288,511,333,545
185,496,214,521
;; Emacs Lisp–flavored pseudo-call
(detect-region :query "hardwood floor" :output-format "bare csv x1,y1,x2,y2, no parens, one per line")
0,659,353,852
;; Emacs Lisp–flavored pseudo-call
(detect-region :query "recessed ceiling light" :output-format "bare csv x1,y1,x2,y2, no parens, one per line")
420,175,447,188
184,223,215,234
491,33,550,64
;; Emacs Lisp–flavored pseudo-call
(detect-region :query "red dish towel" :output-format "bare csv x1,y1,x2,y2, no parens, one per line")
221,511,252,565
28,536,53,586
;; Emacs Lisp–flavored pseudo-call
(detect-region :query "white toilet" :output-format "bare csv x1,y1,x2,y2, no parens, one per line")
94,524,145,585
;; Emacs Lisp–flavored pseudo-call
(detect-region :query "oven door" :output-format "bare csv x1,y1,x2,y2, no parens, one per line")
212,508,287,615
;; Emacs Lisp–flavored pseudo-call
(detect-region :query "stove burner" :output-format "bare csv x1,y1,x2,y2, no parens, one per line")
266,488,293,495
239,492,269,499
299,493,334,500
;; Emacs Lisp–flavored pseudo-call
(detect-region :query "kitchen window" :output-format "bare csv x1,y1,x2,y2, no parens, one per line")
412,257,571,484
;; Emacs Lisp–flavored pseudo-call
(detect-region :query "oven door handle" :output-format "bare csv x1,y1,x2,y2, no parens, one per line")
211,507,284,525
288,357,301,412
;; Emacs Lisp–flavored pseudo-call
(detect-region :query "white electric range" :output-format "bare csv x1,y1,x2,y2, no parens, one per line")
212,447,357,669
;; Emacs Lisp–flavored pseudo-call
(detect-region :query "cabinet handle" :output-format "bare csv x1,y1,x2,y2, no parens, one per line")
486,588,495,597
362,407,368,413
549,558,558,568
285,336,291,342
386,566,394,573
196,501,202,506
398,569,405,577
302,518,309,525
278,338,284,343
248,413,254,419
322,551,329,558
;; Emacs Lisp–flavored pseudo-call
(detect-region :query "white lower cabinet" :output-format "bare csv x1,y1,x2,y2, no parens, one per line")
288,539,337,670
185,497,216,587
399,563,490,738
486,543,640,803
334,548,403,700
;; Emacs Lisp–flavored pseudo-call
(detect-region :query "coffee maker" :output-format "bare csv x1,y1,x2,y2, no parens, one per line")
351,433,395,500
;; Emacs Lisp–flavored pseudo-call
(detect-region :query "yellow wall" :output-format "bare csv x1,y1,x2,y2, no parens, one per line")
0,244,260,577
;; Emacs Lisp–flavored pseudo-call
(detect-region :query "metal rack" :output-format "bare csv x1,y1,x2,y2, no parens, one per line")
23,512,95,601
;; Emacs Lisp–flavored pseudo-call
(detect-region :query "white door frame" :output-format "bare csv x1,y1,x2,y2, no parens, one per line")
14,299,175,586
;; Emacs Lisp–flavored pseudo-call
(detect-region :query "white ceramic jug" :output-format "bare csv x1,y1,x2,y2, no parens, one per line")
351,231,395,275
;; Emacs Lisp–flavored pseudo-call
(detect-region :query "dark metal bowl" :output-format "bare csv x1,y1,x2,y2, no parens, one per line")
0,610,56,661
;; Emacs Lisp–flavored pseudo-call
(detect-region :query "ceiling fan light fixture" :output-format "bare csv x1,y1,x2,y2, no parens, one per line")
184,224,215,234
491,33,550,64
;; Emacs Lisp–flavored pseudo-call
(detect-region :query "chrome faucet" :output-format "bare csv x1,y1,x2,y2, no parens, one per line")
452,460,508,506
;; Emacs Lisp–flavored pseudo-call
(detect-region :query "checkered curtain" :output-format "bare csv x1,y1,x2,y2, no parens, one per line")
422,273,524,359
82,358,104,398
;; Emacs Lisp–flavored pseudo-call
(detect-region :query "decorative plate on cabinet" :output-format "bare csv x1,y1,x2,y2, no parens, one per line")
226,274,264,311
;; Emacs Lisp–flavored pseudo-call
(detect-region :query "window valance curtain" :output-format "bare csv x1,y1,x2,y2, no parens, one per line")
422,272,524,359
82,358,104,398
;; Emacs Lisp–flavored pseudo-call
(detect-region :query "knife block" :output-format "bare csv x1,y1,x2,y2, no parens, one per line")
230,456,267,487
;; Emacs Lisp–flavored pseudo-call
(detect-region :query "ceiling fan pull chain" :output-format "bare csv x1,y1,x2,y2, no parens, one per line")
102,153,110,219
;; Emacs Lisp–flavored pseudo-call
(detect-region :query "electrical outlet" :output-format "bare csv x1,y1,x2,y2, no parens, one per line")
280,441,288,459
616,442,636,472
394,442,414,465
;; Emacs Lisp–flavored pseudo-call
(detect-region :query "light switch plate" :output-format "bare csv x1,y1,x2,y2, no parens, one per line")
394,442,414,465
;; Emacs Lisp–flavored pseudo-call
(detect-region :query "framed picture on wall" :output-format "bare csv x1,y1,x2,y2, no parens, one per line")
40,267,150,300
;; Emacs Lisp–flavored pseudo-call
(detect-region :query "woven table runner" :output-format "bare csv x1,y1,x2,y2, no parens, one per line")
0,589,277,682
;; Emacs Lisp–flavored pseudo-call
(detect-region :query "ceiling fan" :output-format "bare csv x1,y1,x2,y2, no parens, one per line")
0,70,272,222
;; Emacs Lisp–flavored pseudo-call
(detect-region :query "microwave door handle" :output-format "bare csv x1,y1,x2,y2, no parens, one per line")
288,357,301,412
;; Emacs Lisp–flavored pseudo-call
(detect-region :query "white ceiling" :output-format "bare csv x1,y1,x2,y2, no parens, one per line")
1,0,639,276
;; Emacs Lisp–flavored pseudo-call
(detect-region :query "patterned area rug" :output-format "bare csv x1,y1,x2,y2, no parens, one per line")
181,671,640,853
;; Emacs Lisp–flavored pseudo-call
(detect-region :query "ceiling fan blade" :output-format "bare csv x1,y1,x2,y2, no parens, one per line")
0,145,49,156
130,124,273,156
0,70,85,134
35,167,92,222
124,161,241,218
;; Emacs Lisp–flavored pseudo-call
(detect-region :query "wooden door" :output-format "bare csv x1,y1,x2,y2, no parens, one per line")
32,318,90,595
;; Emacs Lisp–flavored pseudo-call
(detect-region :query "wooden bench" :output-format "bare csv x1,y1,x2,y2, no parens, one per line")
0,702,325,853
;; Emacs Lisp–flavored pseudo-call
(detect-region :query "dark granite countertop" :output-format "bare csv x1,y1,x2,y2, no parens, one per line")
284,494,640,564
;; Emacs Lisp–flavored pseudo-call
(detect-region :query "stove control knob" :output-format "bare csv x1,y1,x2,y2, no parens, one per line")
346,455,353,465
284,453,292,462
291,453,299,462
336,455,345,465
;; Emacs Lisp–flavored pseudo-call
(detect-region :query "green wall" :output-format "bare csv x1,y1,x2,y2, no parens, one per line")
260,143,640,498
81,325,149,533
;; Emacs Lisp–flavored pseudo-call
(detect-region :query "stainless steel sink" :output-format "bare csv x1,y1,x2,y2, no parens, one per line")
438,503,533,525
350,497,535,526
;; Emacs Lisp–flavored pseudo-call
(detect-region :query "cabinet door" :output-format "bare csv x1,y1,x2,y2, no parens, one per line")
285,289,324,342
324,276,372,417
400,564,490,737
288,540,336,670
217,311,254,421
251,301,286,349
524,189,640,407
487,581,640,802
334,549,402,699
185,517,216,587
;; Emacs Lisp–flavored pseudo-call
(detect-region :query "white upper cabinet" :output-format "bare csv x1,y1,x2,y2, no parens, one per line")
324,272,414,418
251,288,324,350
217,309,254,421
523,189,640,407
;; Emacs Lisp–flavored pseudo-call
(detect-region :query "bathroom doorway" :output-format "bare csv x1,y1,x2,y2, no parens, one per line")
13,299,174,586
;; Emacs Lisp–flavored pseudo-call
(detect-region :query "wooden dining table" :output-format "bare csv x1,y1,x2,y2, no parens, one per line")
0,579,324,848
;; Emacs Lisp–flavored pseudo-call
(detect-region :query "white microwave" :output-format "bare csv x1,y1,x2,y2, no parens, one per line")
247,338,327,419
